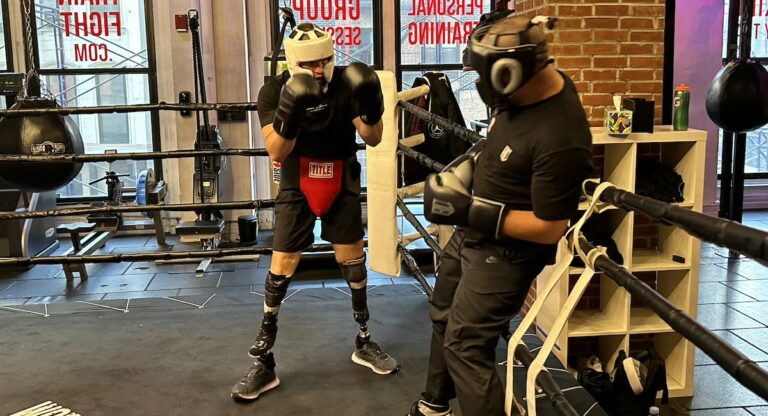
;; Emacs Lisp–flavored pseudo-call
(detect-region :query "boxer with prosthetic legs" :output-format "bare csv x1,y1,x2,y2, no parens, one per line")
232,23,397,403
406,16,594,416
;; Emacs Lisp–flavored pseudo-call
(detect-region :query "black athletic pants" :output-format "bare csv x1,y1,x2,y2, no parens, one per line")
423,229,552,416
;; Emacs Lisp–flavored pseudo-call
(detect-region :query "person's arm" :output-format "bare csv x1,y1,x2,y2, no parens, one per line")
257,74,321,163
353,118,383,147
423,147,591,243
498,211,569,245
262,124,297,163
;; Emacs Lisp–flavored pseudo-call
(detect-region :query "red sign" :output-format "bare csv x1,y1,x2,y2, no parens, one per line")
292,0,363,46
407,0,483,45
58,0,122,62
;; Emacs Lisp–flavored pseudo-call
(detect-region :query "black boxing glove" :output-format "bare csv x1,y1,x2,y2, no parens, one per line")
343,62,384,125
424,155,508,239
272,73,322,140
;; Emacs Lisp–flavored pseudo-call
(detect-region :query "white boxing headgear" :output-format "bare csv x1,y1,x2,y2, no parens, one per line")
284,23,335,84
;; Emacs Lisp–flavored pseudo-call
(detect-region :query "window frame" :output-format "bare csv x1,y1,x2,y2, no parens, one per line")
0,0,12,74
26,0,161,203
0,0,16,110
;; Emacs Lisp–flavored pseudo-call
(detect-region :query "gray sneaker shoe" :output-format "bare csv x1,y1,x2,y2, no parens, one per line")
406,399,453,416
351,335,398,375
231,352,281,401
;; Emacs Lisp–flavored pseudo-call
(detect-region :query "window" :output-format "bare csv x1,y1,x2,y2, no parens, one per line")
29,0,157,199
96,74,130,144
720,0,768,178
397,0,490,126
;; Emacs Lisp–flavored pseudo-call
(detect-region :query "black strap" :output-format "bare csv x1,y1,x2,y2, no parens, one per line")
270,8,295,78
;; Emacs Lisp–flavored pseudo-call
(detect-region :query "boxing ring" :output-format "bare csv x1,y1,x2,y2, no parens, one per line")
1,69,768,415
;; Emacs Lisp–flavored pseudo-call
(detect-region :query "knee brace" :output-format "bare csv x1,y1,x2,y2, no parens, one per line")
264,271,291,313
340,255,369,325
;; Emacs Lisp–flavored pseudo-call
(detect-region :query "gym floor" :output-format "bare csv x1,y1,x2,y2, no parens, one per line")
1,212,768,415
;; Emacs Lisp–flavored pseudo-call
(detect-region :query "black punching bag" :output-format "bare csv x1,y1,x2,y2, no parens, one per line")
0,98,84,192
706,60,768,133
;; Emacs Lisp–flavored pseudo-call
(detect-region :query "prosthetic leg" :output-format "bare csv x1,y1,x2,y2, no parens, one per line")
249,271,291,358
231,271,289,401
342,254,399,375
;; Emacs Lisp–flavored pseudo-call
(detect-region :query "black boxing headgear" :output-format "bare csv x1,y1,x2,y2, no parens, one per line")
468,16,556,108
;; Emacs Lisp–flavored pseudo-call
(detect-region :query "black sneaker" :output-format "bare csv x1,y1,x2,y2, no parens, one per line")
231,352,280,401
351,335,398,375
406,399,453,416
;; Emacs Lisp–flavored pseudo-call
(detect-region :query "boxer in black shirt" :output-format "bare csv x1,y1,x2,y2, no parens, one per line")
231,23,397,403
407,16,593,416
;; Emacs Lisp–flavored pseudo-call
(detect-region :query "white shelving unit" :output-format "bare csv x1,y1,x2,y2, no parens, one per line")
536,126,706,398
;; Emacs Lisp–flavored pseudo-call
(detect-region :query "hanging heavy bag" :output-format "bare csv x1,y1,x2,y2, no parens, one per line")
0,98,84,192
706,60,768,133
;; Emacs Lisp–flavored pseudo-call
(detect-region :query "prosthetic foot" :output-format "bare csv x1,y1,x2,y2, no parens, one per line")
352,333,399,375
339,255,399,375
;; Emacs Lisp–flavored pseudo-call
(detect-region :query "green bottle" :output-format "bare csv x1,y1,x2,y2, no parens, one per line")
673,84,690,131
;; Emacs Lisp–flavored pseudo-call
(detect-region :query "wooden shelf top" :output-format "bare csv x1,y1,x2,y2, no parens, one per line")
569,310,626,337
591,126,707,145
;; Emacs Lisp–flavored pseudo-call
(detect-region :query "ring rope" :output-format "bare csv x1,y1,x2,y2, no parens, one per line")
578,236,768,402
0,244,336,266
396,197,442,256
0,144,366,164
0,148,267,163
583,180,768,265
397,100,484,144
0,200,275,221
397,143,445,172
513,341,579,416
397,242,434,298
0,101,259,117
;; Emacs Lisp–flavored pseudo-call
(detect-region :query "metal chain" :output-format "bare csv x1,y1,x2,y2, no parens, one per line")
20,0,54,101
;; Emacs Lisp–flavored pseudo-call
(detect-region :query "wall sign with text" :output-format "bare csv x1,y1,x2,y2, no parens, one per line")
405,0,483,45
58,0,122,62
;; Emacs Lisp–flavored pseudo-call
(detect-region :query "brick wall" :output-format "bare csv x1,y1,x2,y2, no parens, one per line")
514,0,666,126
517,0,666,319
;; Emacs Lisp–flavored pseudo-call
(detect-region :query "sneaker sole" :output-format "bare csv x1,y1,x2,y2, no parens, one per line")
351,353,397,375
231,377,281,402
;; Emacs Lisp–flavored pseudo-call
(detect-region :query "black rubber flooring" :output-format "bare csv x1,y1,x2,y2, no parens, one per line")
0,285,438,416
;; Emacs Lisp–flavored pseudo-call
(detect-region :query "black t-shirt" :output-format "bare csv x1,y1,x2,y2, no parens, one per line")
473,72,594,224
257,68,361,159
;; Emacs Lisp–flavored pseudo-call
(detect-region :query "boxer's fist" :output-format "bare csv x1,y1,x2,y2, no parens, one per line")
273,73,322,139
343,62,384,125
424,156,508,239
